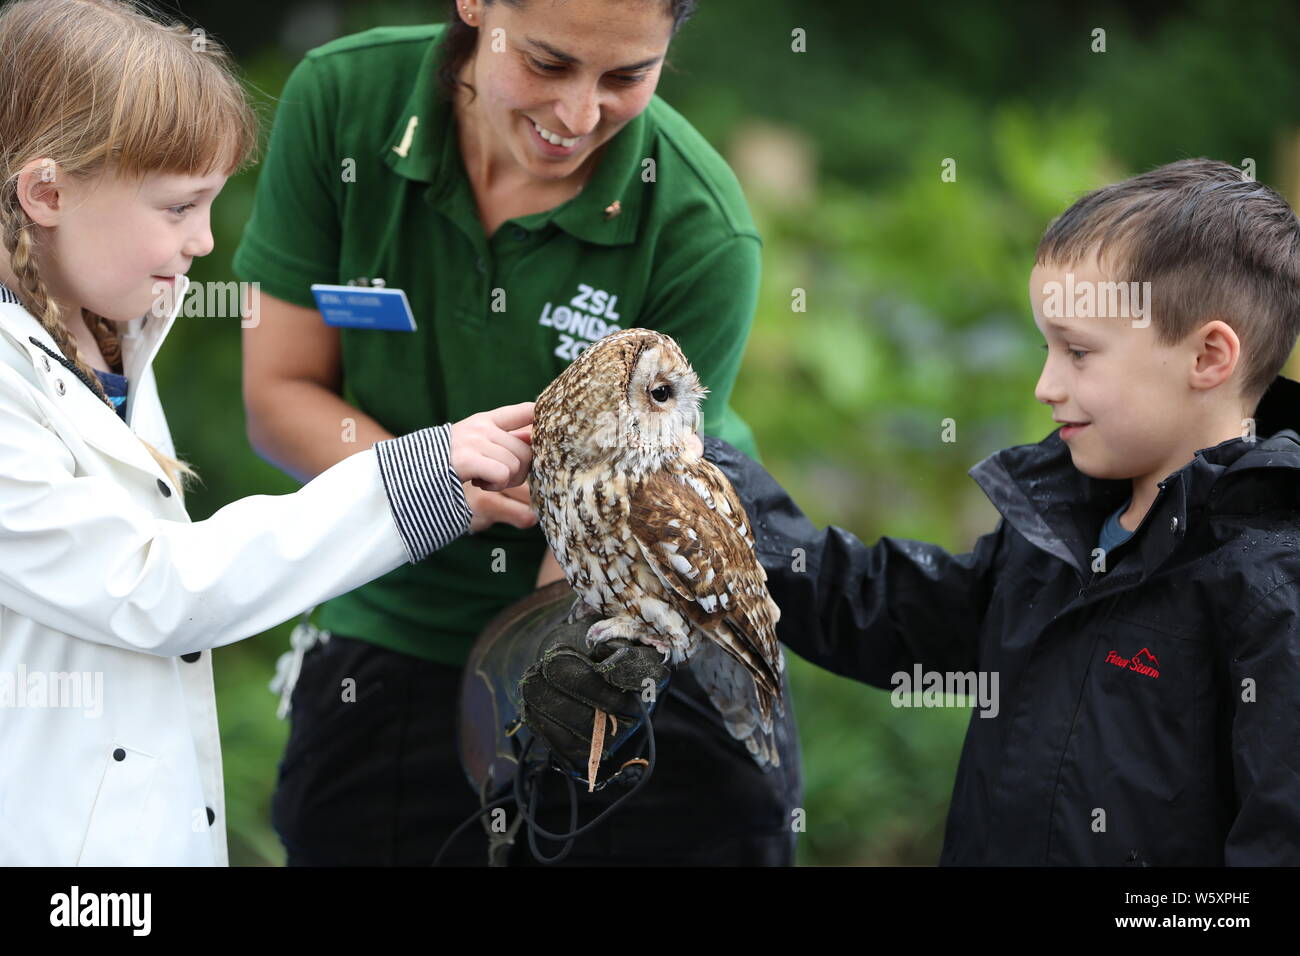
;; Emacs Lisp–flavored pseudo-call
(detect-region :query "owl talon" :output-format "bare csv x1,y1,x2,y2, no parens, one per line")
637,635,675,665
585,616,644,647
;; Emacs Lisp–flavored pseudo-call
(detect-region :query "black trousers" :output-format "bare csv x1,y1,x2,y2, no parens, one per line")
271,634,803,866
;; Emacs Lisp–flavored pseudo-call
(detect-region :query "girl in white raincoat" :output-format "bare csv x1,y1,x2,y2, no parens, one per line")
0,0,534,865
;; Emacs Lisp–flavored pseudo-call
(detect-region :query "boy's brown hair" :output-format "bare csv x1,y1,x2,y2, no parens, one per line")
1036,158,1300,413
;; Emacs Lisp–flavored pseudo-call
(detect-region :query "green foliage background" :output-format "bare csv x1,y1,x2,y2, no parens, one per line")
158,0,1300,864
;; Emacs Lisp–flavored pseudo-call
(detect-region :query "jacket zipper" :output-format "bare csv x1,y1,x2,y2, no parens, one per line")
1068,480,1171,610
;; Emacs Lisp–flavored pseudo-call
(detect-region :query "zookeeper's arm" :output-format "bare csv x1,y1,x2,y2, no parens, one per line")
234,57,535,532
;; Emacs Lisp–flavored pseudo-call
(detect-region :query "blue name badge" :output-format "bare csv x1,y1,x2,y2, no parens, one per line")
311,284,417,332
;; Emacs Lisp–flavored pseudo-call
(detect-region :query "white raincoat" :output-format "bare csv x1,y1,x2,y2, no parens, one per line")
0,278,416,864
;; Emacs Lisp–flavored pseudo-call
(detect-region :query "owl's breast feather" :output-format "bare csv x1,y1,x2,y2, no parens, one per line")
534,465,635,605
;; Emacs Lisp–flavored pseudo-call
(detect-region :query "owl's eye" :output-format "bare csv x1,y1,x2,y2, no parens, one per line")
649,383,673,403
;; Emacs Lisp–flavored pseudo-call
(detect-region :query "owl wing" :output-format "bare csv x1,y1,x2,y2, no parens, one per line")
627,461,784,723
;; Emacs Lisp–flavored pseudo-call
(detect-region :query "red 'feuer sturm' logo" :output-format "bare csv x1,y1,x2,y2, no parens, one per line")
1104,647,1160,679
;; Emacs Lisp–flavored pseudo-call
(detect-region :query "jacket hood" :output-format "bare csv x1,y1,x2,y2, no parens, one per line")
969,374,1300,580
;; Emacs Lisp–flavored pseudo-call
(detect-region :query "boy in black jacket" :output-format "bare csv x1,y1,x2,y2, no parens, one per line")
527,158,1300,864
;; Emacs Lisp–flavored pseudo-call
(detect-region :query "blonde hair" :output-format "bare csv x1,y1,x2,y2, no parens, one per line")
0,0,259,499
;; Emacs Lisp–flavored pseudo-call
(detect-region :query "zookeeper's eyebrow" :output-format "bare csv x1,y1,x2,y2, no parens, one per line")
525,36,663,72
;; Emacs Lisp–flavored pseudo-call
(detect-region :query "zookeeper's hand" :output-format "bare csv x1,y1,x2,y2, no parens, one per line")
464,481,538,534
536,546,566,588
449,402,534,492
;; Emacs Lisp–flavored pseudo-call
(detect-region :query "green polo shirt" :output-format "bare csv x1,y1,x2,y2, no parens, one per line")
232,22,762,665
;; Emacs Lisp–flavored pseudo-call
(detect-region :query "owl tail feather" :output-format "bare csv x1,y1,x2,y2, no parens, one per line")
694,643,782,771
722,710,780,770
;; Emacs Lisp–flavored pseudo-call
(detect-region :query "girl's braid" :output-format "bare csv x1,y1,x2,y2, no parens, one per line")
1,180,116,406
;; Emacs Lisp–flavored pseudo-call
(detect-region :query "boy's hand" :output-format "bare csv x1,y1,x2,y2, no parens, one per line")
450,402,534,492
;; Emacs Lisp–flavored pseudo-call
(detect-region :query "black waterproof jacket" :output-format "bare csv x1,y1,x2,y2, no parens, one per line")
703,374,1300,865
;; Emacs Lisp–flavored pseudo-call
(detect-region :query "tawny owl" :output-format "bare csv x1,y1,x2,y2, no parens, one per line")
530,328,785,769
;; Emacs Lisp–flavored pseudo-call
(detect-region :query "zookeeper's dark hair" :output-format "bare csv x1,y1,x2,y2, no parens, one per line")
1036,158,1300,412
437,0,699,102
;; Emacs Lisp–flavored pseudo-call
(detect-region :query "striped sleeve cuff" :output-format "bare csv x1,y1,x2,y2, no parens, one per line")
373,424,474,563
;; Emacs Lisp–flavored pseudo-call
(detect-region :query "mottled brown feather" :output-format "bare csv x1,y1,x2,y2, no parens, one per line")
628,465,783,722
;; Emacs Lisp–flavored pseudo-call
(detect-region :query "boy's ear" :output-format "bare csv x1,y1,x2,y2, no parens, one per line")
16,158,64,227
1191,319,1241,390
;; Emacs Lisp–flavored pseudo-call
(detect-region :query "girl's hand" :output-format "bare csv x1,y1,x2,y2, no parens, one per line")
464,481,538,534
450,402,534,492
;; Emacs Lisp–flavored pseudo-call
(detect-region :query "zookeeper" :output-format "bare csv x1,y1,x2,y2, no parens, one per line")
232,0,802,865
